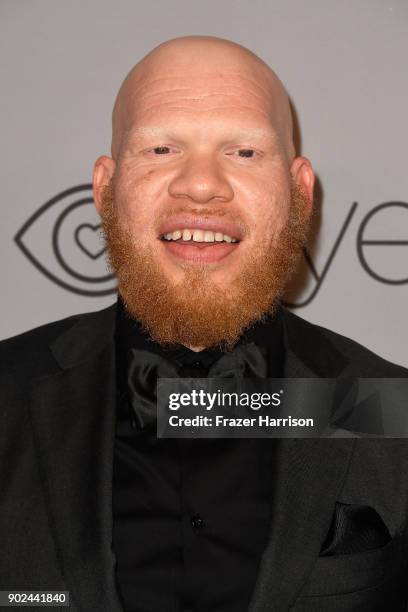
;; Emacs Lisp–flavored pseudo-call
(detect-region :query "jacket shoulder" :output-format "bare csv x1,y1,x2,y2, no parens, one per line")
0,307,111,378
282,308,408,377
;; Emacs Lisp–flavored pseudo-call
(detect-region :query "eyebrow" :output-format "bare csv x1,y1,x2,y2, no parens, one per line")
129,126,277,141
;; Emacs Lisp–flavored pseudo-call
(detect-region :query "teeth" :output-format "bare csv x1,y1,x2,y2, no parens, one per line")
204,231,215,242
162,228,238,243
192,229,204,242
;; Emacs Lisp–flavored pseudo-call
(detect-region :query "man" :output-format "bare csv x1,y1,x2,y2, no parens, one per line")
1,35,408,612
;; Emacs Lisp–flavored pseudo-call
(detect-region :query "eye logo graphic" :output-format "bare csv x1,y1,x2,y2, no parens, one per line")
14,184,117,296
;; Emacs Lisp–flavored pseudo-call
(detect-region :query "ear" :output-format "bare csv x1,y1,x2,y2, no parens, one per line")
92,156,116,214
290,156,315,211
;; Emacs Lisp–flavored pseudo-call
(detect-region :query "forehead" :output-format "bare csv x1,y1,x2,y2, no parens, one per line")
124,70,277,126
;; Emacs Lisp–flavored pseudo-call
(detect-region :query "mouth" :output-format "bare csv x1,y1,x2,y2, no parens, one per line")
158,227,241,264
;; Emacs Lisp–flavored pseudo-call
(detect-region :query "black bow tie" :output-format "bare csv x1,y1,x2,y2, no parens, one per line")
125,343,268,430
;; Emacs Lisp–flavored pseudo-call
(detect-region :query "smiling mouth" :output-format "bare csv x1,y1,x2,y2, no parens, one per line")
158,228,241,263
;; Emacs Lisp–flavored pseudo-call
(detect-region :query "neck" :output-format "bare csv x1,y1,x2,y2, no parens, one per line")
184,344,206,352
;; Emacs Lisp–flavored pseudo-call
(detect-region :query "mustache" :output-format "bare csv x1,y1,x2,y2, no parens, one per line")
160,205,229,217
154,205,247,235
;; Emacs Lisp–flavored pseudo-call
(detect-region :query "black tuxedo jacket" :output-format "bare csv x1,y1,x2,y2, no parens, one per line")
1,302,408,611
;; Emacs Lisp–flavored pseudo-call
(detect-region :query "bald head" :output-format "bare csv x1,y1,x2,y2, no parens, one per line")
111,35,295,161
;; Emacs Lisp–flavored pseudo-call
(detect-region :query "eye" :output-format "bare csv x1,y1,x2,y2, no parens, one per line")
147,145,180,156
237,149,256,158
226,148,259,160
152,146,172,154
144,145,182,159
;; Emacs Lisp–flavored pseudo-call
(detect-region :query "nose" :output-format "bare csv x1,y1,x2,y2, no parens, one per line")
167,152,234,204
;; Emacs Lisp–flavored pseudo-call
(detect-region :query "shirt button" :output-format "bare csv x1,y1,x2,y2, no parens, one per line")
191,515,204,530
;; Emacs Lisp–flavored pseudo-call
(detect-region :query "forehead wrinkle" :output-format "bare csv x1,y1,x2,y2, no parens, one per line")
135,90,273,111
130,73,277,105
132,98,274,122
125,86,286,144
128,103,275,124
125,71,289,120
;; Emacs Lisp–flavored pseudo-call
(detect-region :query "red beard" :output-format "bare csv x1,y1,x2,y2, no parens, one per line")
100,180,311,350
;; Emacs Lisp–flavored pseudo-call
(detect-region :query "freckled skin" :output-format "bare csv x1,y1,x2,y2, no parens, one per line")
92,36,315,348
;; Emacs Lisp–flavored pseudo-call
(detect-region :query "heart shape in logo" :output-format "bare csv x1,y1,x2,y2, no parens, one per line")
74,223,106,260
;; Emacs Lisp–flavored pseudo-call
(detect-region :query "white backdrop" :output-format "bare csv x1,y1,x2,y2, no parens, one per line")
1,0,407,366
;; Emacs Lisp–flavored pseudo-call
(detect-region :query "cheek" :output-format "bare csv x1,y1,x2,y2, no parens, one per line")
244,191,290,244
264,194,292,246
236,164,291,233
114,163,162,230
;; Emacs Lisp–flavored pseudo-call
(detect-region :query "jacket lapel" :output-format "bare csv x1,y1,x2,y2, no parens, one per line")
248,308,356,611
29,303,123,612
